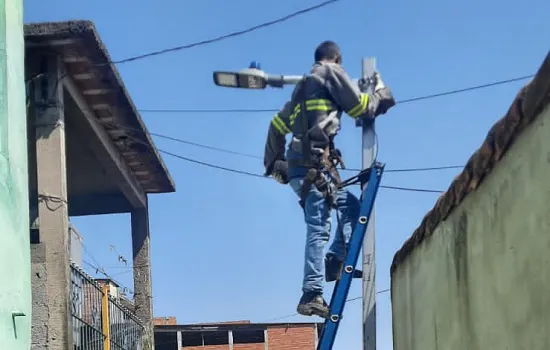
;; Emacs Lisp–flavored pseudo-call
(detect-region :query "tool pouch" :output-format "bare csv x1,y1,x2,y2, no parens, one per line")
298,164,340,210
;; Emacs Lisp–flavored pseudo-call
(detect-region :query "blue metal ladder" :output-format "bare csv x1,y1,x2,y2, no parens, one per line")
316,162,385,350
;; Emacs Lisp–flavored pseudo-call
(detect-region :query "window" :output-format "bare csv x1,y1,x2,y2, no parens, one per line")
181,332,202,347
154,331,178,350
233,329,265,344
203,331,229,345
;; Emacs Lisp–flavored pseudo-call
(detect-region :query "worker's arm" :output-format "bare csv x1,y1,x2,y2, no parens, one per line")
263,101,292,178
324,64,395,120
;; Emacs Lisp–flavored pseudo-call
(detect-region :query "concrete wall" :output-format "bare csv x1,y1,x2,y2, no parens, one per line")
391,104,550,350
0,0,32,348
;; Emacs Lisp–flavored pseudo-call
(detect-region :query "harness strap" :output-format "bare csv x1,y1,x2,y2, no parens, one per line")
299,84,313,167
298,146,342,210
299,168,319,209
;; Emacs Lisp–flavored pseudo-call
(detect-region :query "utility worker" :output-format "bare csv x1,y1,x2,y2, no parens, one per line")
263,41,396,318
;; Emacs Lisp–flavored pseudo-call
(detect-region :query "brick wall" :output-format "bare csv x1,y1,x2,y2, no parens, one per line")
267,326,316,350
233,344,263,350
154,316,177,326
181,344,263,350
161,322,317,350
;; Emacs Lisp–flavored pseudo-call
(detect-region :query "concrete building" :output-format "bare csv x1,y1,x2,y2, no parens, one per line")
24,20,176,349
0,0,32,349
390,52,550,350
154,318,323,350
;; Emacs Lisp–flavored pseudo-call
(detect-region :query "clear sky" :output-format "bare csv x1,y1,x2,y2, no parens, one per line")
24,0,549,349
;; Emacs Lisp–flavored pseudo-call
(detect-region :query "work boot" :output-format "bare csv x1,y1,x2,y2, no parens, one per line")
325,254,363,282
296,291,329,319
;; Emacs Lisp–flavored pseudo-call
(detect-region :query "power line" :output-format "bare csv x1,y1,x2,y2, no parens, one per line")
94,118,447,192
379,185,443,194
110,0,341,65
139,108,278,113
153,132,463,173
158,148,444,193
396,74,534,104
265,288,391,322
384,165,463,173
92,113,448,191
82,259,134,295
158,149,266,178
80,243,135,294
138,73,534,113
94,114,463,175
152,133,261,160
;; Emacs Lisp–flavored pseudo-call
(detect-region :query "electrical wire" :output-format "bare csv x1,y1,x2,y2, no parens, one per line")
157,147,444,193
32,66,524,180
152,132,261,160
158,149,266,178
138,73,534,113
265,288,391,322
108,0,342,65
81,259,134,295
151,287,392,347
379,185,443,194
92,117,451,191
153,131,463,172
396,74,535,104
80,243,136,295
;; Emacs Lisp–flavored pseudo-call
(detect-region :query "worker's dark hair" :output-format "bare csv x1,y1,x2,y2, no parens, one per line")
314,41,341,63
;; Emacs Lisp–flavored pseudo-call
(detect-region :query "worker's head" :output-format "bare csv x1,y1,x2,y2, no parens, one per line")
314,41,342,65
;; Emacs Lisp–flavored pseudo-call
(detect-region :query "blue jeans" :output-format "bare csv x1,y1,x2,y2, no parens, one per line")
289,176,361,293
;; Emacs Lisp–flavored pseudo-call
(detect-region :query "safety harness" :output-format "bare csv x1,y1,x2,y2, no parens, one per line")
298,144,346,209
297,87,346,208
281,76,349,210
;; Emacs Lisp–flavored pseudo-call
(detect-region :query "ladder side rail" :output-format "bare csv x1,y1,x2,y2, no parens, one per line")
317,163,385,350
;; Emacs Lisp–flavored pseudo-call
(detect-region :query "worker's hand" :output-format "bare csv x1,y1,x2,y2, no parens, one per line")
272,160,289,184
368,71,396,116
372,71,386,92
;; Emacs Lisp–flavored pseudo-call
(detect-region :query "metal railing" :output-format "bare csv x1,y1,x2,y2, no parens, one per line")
70,262,146,350
108,296,145,350
71,263,106,349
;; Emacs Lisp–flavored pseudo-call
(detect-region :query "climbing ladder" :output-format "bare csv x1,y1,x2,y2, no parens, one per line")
316,163,384,350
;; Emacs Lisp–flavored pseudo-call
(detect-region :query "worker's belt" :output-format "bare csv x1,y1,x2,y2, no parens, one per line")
297,147,344,210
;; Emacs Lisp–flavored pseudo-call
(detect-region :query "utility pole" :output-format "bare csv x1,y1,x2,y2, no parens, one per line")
359,57,377,350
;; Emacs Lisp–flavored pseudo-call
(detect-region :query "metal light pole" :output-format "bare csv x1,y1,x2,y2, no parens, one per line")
357,57,377,350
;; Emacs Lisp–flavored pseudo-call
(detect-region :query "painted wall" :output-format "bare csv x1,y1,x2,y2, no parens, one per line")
0,0,31,348
390,104,550,350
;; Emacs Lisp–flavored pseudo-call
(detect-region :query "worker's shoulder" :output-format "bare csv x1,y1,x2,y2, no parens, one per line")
310,62,349,78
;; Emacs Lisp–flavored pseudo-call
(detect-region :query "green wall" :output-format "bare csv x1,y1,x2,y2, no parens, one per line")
0,0,31,348
391,104,550,350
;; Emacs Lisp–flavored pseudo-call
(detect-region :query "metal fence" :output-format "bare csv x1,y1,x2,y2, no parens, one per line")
70,262,146,350
108,296,145,350
71,263,106,349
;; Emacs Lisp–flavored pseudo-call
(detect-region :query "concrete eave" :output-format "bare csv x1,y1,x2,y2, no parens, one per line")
24,20,175,194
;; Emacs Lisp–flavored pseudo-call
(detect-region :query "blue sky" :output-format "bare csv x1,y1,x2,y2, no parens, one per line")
25,0,549,349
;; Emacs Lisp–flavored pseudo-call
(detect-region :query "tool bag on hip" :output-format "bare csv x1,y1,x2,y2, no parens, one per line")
298,148,342,210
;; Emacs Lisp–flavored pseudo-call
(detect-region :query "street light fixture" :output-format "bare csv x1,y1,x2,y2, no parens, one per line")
213,61,303,89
